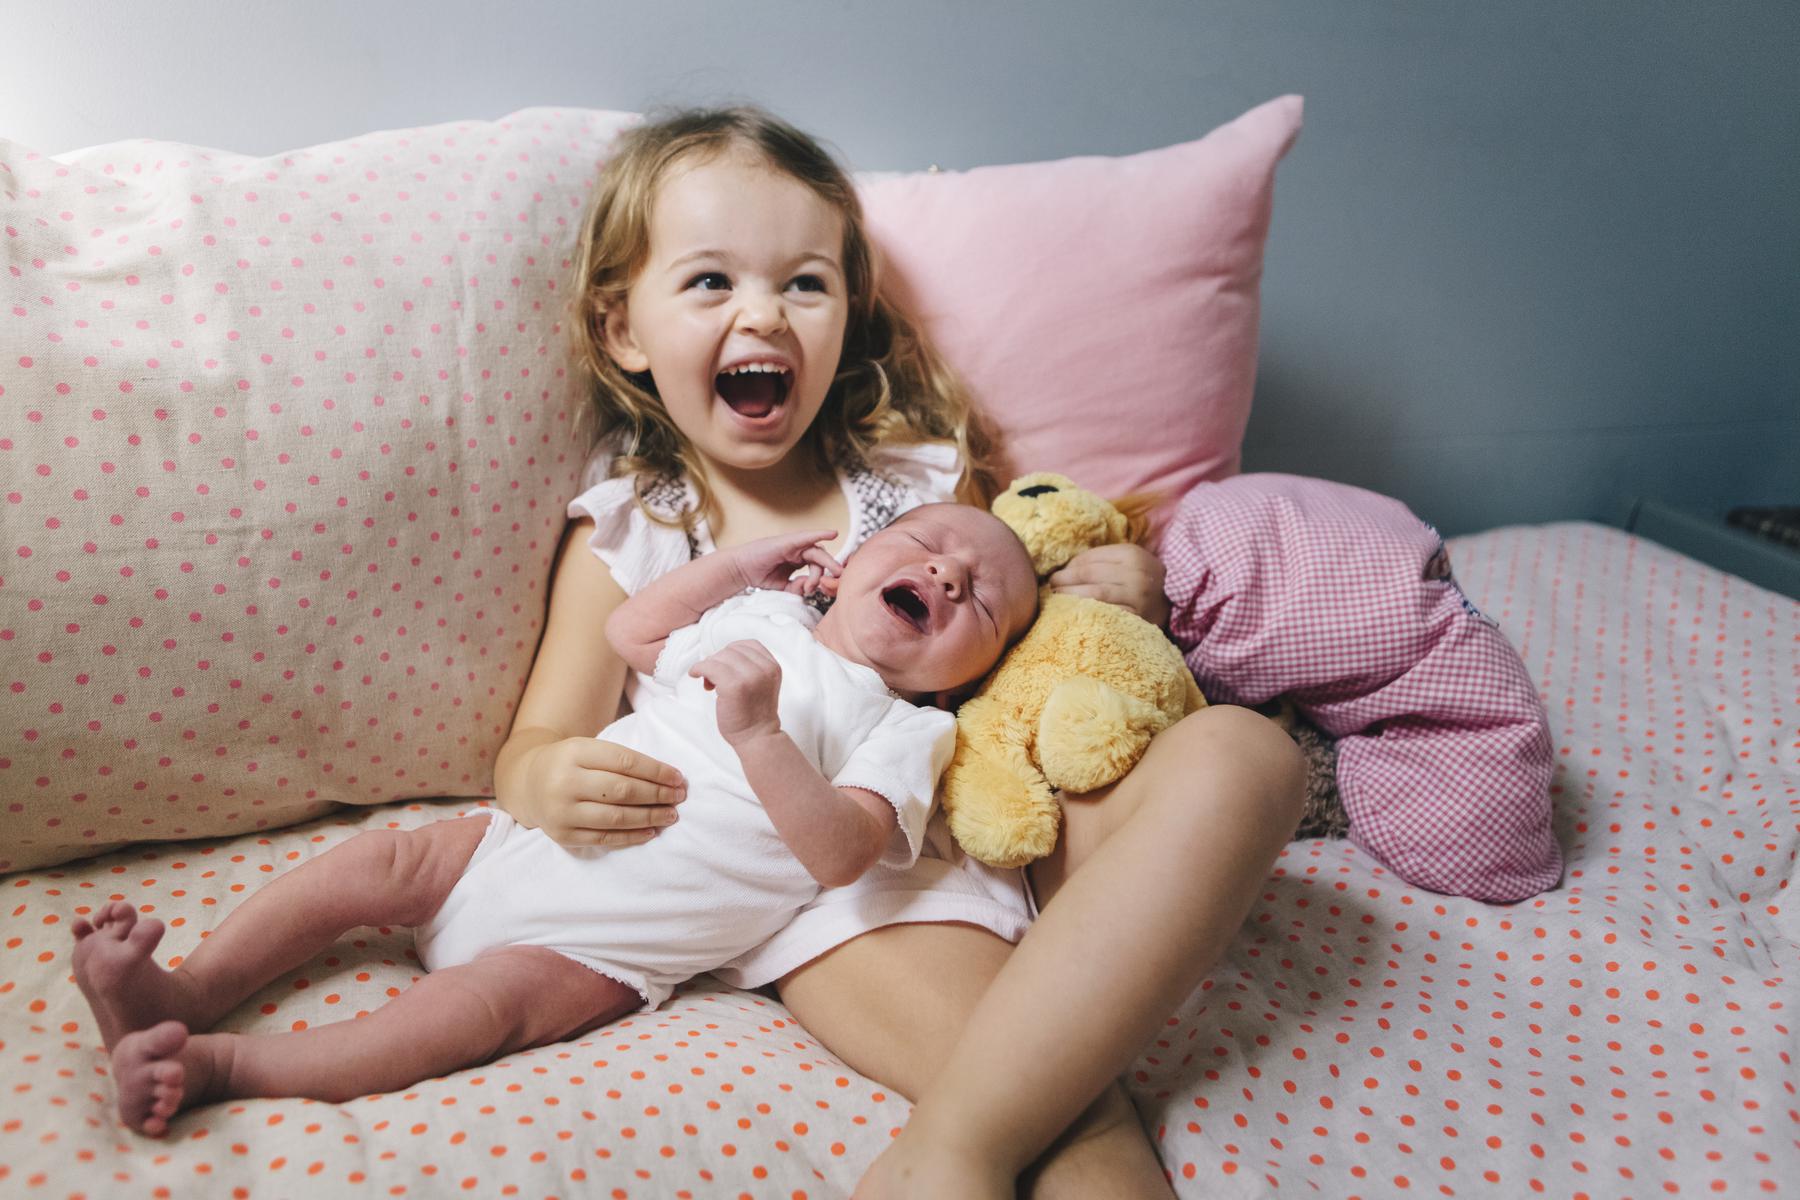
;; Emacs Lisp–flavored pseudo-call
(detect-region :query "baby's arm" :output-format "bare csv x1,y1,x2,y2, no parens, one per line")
605,529,840,676
689,640,894,888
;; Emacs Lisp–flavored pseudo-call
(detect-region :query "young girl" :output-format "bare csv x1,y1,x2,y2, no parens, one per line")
496,107,1306,1198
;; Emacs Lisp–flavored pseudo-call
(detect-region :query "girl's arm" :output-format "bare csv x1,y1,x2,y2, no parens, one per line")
1045,543,1169,629
494,519,688,847
688,639,894,887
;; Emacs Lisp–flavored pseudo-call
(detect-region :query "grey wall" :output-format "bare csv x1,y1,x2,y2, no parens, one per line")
5,1,1795,536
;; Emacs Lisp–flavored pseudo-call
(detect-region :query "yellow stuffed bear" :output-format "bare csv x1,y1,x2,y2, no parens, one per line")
940,473,1207,868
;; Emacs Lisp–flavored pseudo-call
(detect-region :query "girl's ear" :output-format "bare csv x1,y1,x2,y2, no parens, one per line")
601,304,651,374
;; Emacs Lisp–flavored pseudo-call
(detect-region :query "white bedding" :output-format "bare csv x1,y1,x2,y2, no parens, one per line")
2,521,1794,1196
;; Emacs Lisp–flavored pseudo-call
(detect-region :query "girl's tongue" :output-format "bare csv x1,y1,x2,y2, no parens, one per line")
716,370,786,419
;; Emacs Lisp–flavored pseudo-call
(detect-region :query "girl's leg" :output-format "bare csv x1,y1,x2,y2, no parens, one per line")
73,816,491,1049
780,925,1172,1197
853,704,1306,1199
112,945,640,1135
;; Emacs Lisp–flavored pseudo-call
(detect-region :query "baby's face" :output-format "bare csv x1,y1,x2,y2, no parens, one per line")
819,504,1039,703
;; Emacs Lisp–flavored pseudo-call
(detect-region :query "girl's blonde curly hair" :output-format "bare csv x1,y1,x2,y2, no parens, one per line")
568,106,1001,528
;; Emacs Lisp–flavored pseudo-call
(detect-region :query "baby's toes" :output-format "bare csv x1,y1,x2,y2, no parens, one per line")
100,902,139,937
150,1062,185,1113
126,916,165,952
115,1021,189,1136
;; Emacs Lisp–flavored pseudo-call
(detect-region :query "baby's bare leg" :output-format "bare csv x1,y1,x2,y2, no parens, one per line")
74,816,491,1049
113,946,639,1135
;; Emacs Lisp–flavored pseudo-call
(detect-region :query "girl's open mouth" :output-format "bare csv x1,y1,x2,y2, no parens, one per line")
882,583,931,633
716,363,792,420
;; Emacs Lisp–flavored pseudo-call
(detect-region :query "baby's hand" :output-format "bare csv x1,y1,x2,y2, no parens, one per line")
520,736,686,848
691,640,784,745
728,529,843,598
1047,543,1171,628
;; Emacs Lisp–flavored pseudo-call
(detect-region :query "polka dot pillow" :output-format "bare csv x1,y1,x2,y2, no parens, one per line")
0,110,634,870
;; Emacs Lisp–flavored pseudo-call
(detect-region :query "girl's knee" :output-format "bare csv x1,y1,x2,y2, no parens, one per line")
1152,706,1307,826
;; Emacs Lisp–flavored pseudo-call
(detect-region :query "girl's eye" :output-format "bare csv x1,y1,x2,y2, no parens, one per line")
788,274,827,294
686,272,730,292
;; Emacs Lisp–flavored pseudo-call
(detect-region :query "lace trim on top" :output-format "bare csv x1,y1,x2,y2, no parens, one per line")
634,474,702,561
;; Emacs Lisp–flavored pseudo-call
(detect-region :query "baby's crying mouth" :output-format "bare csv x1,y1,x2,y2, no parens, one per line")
882,584,930,632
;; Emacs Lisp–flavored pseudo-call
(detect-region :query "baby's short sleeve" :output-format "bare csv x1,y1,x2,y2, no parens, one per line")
832,702,956,869
567,470,693,597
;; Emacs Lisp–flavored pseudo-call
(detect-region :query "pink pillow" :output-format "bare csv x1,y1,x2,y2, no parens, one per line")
861,96,1303,530
1163,474,1561,902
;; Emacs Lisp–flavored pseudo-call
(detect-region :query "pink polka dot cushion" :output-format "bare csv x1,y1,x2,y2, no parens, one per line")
1164,474,1562,902
861,96,1302,530
0,110,635,870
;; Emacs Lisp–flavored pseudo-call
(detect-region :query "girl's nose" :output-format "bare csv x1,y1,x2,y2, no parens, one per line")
734,291,787,336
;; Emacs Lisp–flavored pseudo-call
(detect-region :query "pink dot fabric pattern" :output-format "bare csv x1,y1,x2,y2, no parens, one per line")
1164,474,1561,902
0,110,636,871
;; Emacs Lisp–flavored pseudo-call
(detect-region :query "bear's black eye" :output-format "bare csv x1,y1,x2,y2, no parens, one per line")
1018,484,1059,498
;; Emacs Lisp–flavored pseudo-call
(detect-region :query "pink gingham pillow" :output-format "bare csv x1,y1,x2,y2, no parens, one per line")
0,109,634,870
862,96,1302,531
1163,474,1561,902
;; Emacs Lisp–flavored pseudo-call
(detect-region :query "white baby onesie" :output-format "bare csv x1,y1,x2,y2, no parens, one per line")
415,589,954,1009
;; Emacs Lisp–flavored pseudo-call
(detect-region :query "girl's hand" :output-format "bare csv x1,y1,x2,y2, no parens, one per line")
690,639,784,746
1046,543,1171,629
519,736,687,848
728,529,843,598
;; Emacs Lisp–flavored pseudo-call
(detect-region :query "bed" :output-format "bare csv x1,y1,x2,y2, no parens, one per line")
3,519,1793,1196
2,103,1795,1198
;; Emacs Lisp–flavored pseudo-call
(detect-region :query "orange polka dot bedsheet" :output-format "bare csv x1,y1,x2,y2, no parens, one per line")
3,521,1794,1198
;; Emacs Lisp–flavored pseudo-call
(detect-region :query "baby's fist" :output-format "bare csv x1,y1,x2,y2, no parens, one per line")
690,640,784,745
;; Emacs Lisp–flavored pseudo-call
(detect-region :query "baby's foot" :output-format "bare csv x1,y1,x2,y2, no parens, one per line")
72,901,197,1049
111,1020,196,1137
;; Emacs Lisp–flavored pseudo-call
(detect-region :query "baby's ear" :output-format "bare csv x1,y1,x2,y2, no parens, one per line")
600,304,650,374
